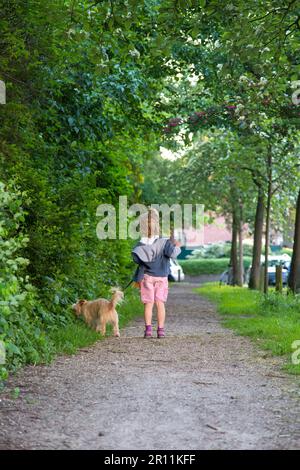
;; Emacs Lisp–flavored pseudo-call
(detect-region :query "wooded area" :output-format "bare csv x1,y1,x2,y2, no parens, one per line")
0,0,299,381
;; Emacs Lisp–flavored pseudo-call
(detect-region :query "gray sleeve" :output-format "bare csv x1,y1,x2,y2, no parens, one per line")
163,239,181,258
171,246,181,258
132,252,141,265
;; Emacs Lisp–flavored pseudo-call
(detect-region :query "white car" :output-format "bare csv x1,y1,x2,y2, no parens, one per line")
245,254,291,285
169,258,185,282
264,254,291,285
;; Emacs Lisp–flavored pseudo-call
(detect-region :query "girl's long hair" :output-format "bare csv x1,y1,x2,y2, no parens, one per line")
139,208,160,238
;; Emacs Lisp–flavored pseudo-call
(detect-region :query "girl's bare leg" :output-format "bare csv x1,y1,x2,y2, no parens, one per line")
156,301,165,328
144,302,154,325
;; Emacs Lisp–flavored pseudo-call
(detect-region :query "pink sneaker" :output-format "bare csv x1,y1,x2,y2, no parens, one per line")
144,325,152,338
157,327,165,339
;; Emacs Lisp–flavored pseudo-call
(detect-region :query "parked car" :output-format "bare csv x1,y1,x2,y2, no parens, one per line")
168,258,185,282
246,254,291,286
265,257,290,286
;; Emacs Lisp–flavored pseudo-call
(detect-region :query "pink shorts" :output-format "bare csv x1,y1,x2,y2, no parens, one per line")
140,274,168,304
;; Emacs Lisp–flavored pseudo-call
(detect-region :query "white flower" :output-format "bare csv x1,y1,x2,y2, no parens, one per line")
129,49,140,58
235,104,245,114
259,77,268,85
259,131,269,138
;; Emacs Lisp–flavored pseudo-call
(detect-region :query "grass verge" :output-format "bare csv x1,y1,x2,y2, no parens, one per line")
196,283,300,375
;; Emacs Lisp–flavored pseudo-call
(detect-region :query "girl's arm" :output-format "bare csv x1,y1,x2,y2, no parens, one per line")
132,252,141,264
132,252,145,282
163,239,181,258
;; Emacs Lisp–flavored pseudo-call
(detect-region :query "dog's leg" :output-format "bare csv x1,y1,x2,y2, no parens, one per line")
95,317,105,335
100,319,106,336
112,312,120,337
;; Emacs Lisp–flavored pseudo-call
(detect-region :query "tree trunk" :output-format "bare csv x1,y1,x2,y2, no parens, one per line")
275,265,282,293
288,189,300,293
249,187,264,290
230,208,239,286
238,203,243,286
264,151,272,295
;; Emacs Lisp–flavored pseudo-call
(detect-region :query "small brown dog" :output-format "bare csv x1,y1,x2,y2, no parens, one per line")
72,288,124,337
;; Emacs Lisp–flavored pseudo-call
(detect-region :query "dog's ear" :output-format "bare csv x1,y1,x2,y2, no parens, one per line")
79,299,87,305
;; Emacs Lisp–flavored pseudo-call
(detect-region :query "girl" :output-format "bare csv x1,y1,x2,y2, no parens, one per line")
132,208,181,338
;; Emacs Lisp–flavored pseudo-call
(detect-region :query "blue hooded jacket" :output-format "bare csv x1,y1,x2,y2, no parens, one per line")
131,237,181,282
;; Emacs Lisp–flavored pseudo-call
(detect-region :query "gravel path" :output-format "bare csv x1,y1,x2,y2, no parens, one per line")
0,282,299,450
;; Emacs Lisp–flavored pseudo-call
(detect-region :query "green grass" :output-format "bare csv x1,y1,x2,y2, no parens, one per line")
179,257,252,275
48,323,100,355
44,288,143,357
196,283,300,375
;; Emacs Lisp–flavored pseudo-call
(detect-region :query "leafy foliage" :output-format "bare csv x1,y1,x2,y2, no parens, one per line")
179,257,252,275
188,243,254,259
0,183,50,380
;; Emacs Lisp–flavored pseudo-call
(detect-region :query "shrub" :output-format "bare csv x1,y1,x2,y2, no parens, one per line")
187,243,254,259
281,247,293,257
0,182,51,380
179,257,252,275
0,182,142,384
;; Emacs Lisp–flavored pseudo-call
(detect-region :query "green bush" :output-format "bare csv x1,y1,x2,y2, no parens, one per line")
187,243,254,259
281,247,293,257
0,182,142,385
179,257,252,275
0,183,49,380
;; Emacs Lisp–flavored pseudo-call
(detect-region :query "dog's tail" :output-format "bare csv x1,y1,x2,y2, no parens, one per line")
110,287,124,308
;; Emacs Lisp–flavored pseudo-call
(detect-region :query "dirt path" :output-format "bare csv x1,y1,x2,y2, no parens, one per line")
0,283,300,450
